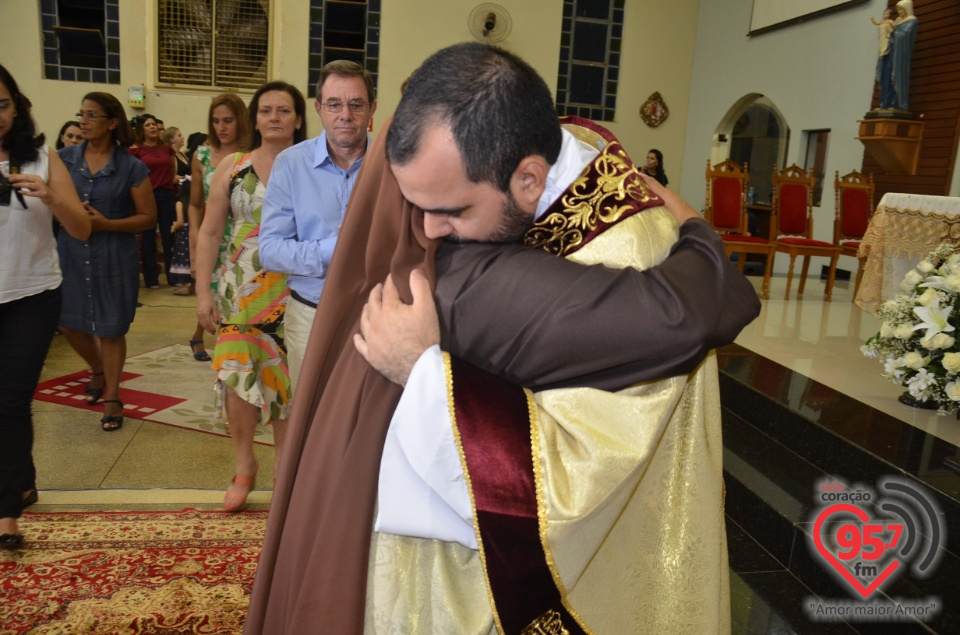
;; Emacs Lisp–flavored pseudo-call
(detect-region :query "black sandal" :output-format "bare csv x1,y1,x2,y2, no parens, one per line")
85,371,105,404
100,400,124,432
189,339,212,362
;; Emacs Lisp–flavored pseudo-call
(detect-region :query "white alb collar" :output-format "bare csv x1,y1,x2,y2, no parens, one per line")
535,128,600,220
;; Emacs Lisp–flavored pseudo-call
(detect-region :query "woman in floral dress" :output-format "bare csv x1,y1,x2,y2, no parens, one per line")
186,94,248,361
194,82,306,511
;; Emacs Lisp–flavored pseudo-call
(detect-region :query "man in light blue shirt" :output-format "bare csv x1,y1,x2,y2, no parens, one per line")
260,60,377,394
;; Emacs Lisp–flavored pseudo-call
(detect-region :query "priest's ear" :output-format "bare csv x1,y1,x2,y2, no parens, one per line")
510,155,549,213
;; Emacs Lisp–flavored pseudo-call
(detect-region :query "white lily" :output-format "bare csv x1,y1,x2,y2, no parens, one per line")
921,275,960,293
912,298,955,339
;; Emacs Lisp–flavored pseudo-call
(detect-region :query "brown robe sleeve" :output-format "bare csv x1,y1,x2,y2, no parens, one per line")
435,218,760,390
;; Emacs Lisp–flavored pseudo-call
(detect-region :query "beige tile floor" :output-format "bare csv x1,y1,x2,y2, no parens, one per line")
33,286,273,512
734,269,960,447
30,268,956,514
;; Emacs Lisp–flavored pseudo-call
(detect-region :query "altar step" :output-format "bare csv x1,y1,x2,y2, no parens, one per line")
717,344,960,634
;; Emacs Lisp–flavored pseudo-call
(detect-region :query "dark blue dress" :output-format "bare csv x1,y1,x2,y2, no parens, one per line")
58,142,149,337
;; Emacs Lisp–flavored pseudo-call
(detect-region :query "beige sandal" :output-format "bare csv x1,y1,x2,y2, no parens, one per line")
224,473,256,512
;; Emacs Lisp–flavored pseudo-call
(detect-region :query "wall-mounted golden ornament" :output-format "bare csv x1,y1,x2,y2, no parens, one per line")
640,92,669,127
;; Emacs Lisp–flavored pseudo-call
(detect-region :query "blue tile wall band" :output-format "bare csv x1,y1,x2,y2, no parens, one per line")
41,0,120,84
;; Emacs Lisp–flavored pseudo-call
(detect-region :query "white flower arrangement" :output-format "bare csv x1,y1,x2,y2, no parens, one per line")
862,243,960,416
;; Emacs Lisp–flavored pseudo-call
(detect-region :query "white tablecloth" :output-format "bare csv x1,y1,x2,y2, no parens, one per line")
855,193,960,313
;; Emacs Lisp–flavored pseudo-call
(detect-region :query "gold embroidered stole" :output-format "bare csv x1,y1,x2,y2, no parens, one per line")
448,120,663,634
526,117,663,256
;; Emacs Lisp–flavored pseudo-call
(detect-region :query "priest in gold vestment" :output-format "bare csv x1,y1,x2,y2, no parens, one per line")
245,43,759,634
357,47,757,634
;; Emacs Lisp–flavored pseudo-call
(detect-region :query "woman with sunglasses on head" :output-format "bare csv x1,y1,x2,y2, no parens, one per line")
195,82,303,510
58,93,157,432
0,65,90,549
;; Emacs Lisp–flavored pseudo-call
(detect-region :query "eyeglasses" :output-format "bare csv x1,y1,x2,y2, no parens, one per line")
320,100,370,114
75,111,109,121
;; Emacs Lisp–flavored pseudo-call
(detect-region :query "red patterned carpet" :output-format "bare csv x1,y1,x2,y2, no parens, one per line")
0,509,266,634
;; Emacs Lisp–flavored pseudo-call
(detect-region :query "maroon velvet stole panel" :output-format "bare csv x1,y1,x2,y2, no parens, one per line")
451,356,588,635
451,121,663,633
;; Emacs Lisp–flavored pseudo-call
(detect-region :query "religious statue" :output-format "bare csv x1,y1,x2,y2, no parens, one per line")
877,0,919,112
872,8,895,109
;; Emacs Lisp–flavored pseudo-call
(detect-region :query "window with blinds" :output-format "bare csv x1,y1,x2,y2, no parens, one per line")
157,0,270,91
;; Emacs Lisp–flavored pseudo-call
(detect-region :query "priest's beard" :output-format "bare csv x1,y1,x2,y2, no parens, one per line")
446,191,535,245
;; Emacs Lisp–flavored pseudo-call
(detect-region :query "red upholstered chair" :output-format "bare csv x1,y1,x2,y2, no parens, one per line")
704,159,772,299
832,170,875,299
772,164,841,301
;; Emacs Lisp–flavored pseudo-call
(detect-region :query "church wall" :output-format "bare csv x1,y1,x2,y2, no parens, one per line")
2,1,700,186
679,0,888,257
379,0,701,180
599,0,700,181
376,0,564,134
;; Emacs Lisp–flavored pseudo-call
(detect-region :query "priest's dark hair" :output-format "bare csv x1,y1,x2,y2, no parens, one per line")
386,42,562,194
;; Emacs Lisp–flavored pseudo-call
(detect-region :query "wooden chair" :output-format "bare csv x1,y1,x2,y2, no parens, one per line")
832,170,875,298
704,159,773,299
772,164,841,301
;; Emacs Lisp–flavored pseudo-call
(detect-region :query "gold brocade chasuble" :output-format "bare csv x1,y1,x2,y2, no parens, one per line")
363,119,731,634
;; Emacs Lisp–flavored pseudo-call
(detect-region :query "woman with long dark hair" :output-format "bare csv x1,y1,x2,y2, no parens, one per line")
195,82,304,510
0,65,90,549
58,93,157,432
56,120,82,149
642,148,669,187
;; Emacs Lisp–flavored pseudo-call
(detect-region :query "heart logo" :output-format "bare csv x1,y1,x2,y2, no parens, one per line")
812,503,901,599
